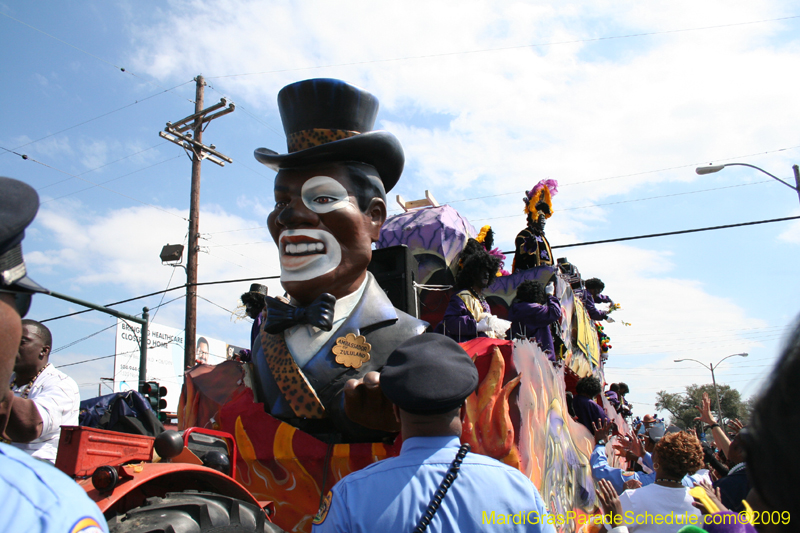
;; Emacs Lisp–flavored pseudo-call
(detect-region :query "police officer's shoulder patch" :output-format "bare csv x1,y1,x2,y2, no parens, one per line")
312,490,333,525
69,517,104,533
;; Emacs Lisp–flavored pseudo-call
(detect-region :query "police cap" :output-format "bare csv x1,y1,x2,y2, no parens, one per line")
381,333,479,415
0,177,48,294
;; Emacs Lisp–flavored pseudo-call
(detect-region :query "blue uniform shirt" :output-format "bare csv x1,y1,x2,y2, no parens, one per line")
590,444,655,495
0,443,109,533
312,436,556,533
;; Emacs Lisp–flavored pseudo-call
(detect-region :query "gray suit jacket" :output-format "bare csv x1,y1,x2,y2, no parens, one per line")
250,273,427,443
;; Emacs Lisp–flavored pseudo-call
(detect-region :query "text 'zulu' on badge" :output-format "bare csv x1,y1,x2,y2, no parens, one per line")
333,333,372,369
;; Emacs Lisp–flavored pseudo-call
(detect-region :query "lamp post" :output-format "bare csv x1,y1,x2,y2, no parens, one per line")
696,162,800,207
674,352,748,424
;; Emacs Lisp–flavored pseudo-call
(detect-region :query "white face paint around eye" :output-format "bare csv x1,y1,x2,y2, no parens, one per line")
278,229,342,282
301,175,354,214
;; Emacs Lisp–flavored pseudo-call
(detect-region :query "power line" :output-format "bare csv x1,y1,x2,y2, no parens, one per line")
471,180,775,222
545,215,800,251
55,352,125,369
52,322,117,353
36,142,169,191
0,11,194,103
1,146,188,220
197,294,237,316
206,83,282,138
40,275,279,323
1,82,193,158
389,144,800,216
41,155,182,204
36,210,800,324
207,15,800,79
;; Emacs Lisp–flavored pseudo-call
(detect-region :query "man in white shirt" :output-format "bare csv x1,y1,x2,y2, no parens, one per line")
7,319,80,462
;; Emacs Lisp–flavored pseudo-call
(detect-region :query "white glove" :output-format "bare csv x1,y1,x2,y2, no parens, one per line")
487,315,512,337
545,283,555,296
476,316,491,332
605,316,615,323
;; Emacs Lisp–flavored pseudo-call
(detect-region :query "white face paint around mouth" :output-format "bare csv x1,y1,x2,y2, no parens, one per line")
278,229,342,282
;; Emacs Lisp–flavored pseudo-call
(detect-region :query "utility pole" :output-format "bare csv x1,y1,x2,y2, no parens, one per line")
794,165,800,207
159,75,234,368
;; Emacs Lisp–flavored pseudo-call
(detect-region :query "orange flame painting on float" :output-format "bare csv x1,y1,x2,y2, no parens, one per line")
179,336,608,532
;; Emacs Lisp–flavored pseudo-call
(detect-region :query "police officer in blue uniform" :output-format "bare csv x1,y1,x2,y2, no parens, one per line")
0,177,109,533
312,333,556,533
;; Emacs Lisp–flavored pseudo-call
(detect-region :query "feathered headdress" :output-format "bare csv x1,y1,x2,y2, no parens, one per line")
523,179,559,219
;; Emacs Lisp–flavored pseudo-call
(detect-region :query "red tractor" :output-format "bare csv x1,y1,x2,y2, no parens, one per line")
56,425,284,532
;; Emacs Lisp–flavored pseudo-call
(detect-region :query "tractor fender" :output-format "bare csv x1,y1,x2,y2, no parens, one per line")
82,462,273,517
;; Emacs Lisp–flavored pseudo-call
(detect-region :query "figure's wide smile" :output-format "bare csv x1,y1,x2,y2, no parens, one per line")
282,235,327,256
278,230,342,280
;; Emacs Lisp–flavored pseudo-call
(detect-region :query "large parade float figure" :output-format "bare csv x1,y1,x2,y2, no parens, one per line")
179,79,626,532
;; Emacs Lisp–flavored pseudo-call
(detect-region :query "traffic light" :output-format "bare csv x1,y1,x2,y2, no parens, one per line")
157,385,168,423
140,381,168,422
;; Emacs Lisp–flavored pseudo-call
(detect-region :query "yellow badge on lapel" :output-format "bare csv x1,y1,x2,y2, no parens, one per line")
333,332,371,369
313,490,333,524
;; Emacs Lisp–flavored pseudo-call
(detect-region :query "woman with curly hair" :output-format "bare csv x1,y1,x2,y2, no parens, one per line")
435,240,509,342
615,431,704,532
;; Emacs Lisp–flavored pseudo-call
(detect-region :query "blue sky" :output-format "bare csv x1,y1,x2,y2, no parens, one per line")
2,0,799,418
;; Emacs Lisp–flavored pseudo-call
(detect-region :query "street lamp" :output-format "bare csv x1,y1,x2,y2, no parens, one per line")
696,163,800,206
674,352,748,424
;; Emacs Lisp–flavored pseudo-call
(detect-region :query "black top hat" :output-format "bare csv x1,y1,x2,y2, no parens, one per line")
0,177,48,294
246,283,268,296
381,333,479,415
254,79,404,192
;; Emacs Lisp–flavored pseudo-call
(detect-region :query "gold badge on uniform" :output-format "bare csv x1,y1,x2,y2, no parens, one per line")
332,332,371,369
313,490,333,524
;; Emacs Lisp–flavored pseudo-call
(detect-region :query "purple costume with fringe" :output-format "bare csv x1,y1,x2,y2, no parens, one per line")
508,295,562,360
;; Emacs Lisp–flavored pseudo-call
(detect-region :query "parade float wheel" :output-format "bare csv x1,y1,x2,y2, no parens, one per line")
108,491,283,533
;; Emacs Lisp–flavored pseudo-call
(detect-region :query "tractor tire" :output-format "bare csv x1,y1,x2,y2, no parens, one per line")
107,491,284,533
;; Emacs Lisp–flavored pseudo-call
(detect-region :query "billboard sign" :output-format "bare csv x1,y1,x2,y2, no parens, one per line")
113,320,242,412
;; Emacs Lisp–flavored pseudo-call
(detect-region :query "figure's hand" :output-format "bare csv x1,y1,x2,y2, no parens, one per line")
476,316,491,332
727,418,744,434
605,316,615,323
545,282,555,296
694,392,717,426
343,372,400,433
592,418,612,446
596,479,623,528
623,479,643,491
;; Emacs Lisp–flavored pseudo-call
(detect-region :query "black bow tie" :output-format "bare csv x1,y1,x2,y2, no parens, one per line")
264,293,336,334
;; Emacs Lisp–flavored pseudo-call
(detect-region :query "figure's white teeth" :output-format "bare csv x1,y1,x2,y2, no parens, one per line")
283,241,325,255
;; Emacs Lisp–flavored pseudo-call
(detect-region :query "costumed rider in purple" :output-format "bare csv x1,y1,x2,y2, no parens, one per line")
512,179,557,273
250,79,427,444
435,239,510,343
508,278,562,361
578,277,616,323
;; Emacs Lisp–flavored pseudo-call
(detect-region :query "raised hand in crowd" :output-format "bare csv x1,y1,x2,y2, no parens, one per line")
694,392,732,457
694,392,717,426
596,479,623,528
691,478,728,515
727,418,744,435
613,429,645,463
592,418,613,446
